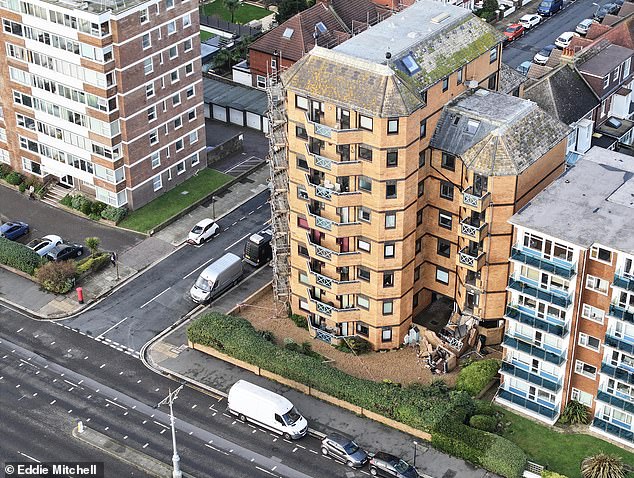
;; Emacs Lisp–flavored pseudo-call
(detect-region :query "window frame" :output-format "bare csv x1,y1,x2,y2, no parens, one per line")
387,118,399,134
384,242,395,258
440,181,454,200
441,152,455,171
438,211,452,230
384,211,396,229
359,114,373,131
437,238,451,258
382,300,394,315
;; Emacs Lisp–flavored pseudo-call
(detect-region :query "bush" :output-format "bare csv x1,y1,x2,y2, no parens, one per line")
0,237,43,275
456,359,501,396
5,171,23,186
0,164,11,179
469,414,498,432
19,182,27,193
559,400,589,425
80,200,93,216
289,313,308,329
60,194,74,207
542,471,568,478
101,205,128,223
473,400,497,416
336,336,372,354
76,253,110,275
35,261,77,294
91,201,107,216
71,194,89,211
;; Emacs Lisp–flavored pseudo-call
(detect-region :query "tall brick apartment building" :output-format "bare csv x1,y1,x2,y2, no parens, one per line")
280,0,569,349
496,146,634,448
0,0,205,209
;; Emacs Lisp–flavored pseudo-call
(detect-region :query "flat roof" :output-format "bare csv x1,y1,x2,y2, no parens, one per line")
510,146,634,254
203,77,268,115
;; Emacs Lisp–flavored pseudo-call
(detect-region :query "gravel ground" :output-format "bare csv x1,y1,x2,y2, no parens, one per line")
233,286,459,387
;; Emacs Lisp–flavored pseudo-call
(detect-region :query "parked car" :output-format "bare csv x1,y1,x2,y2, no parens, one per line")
369,452,420,477
537,0,563,16
516,61,532,75
555,31,580,49
594,2,619,21
519,13,541,29
190,253,243,303
0,221,29,240
26,235,63,257
187,218,219,245
533,44,556,65
46,243,84,262
503,23,525,42
576,18,595,35
243,228,272,267
320,434,368,468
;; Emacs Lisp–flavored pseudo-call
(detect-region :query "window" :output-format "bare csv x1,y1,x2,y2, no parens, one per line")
191,153,200,167
359,207,371,222
437,238,451,258
418,180,425,198
383,272,394,288
384,243,395,258
420,90,427,104
579,333,601,351
416,209,423,226
299,298,309,311
457,67,464,85
149,129,158,145
603,76,610,88
142,33,151,49
440,181,454,200
297,216,309,230
357,238,371,252
420,119,427,138
147,106,157,121
356,322,369,336
175,139,184,151
585,275,609,294
442,76,449,92
623,57,631,78
359,115,373,131
176,161,185,175
171,70,179,83
150,151,160,168
571,388,593,407
382,300,393,315
298,244,309,257
386,151,398,167
169,45,178,59
299,271,310,285
172,93,181,106
296,155,309,171
613,66,620,81
382,327,392,342
575,360,597,379
357,267,370,281
358,145,372,161
165,0,174,8
295,95,308,110
174,116,182,129
581,303,605,324
436,267,449,285
21,158,41,175
357,295,370,310
386,181,397,199
152,174,162,191
415,238,422,254
438,211,452,229
385,212,396,229
140,8,148,23
257,75,266,89
419,150,426,167
414,265,421,281
358,176,372,192
413,292,419,308
188,109,196,121
167,20,176,35
144,57,153,75
590,246,612,264
387,118,399,134
184,39,193,53
297,185,308,200
490,46,498,64
186,86,195,98
183,13,191,27
441,152,455,171
488,74,497,90
295,125,308,140
146,83,155,98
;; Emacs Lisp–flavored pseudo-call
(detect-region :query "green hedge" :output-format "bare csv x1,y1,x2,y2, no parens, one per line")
0,237,43,275
542,471,568,478
188,313,526,477
469,414,498,432
456,358,501,396
77,253,110,275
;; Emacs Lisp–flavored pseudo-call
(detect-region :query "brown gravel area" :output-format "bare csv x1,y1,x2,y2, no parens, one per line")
232,286,458,387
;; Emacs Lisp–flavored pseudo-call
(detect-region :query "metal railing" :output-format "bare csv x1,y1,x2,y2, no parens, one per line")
500,361,562,392
609,304,634,324
462,186,491,209
505,305,568,337
459,248,485,268
613,272,634,292
592,416,634,443
510,246,576,279
600,362,634,385
306,233,359,262
460,219,487,239
507,278,573,308
605,334,634,355
497,389,559,419
503,334,566,365
596,390,634,414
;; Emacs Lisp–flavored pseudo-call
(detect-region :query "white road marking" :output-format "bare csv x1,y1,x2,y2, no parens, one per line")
19,359,37,368
96,317,129,339
248,211,254,215
16,328,23,333
123,435,128,440
295,444,305,449
153,420,169,429
106,399,127,410
309,450,318,454
191,404,197,409
205,444,229,455
292,447,298,453
139,287,171,309
18,452,40,463
63,379,80,388
100,364,106,369
255,466,277,476
223,156,257,173
231,222,237,226
224,232,251,252
182,257,216,280
142,443,149,449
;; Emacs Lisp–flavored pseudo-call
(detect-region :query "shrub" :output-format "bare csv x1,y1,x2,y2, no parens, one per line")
35,261,77,294
469,414,498,432
336,336,372,354
60,194,74,207
85,237,101,257
90,201,107,216
80,200,93,216
101,205,128,223
260,330,275,342
5,171,23,186
0,237,43,275
76,253,110,275
559,400,589,425
542,471,568,478
289,313,308,329
18,182,27,193
456,359,501,396
0,164,11,179
473,400,497,416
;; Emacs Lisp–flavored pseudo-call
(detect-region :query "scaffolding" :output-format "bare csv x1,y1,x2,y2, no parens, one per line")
265,68,290,310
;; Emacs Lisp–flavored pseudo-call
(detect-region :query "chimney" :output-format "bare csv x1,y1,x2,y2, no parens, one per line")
317,0,330,5
561,46,575,64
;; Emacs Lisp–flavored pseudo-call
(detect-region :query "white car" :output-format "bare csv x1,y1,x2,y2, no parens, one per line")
187,218,219,245
576,18,594,35
519,14,541,29
26,234,63,257
555,31,580,49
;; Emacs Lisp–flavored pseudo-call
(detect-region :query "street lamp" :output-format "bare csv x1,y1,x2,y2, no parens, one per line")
413,440,418,468
156,385,184,478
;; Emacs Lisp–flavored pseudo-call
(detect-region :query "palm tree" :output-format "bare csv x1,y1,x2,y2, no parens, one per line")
85,237,101,258
223,0,240,23
581,453,626,478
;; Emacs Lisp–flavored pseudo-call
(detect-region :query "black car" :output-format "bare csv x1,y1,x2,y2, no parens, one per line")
369,452,419,478
46,243,84,262
594,2,619,21
321,434,368,468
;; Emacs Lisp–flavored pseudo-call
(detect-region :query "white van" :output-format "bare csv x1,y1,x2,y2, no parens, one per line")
227,380,308,440
190,253,243,303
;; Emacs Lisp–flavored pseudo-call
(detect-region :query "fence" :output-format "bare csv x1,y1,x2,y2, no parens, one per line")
199,14,262,38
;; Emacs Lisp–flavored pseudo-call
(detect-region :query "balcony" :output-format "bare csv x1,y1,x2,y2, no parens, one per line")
503,334,567,365
308,291,359,318
592,416,634,444
596,390,634,414
306,234,361,268
507,278,573,309
304,144,361,177
609,304,634,324
462,186,491,213
510,246,576,279
601,362,634,386
306,204,360,236
304,112,365,144
457,247,486,272
459,218,488,242
496,388,559,420
605,334,634,355
307,262,359,295
500,361,562,392
305,175,361,207
613,272,634,292
505,305,569,337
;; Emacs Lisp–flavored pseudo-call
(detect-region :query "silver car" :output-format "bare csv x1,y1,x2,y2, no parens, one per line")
321,433,369,467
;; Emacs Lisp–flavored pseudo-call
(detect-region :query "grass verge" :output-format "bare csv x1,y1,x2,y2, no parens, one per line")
200,1,270,23
118,169,231,233
200,30,216,42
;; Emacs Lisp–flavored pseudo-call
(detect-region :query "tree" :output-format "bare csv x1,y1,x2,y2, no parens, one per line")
223,0,240,23
581,453,626,478
212,47,233,71
276,0,309,23
85,237,101,257
559,400,589,425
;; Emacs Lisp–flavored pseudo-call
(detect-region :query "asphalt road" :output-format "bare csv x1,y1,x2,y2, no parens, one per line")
62,190,271,353
0,306,370,478
501,0,601,68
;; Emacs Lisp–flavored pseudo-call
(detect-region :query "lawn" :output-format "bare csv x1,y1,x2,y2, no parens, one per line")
118,169,232,233
496,407,634,478
200,0,271,24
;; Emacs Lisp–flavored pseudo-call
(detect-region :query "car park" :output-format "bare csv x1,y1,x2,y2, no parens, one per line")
503,23,525,42
26,234,63,256
187,218,219,245
320,434,368,468
0,221,29,240
594,2,619,21
537,0,563,16
555,31,579,49
369,452,420,477
46,243,84,262
576,18,595,35
519,14,541,29
533,44,556,65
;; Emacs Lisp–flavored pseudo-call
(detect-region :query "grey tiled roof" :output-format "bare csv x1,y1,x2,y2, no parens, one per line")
498,62,525,95
430,89,570,176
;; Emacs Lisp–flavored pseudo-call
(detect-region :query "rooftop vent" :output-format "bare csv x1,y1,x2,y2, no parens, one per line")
315,22,327,34
283,28,294,39
431,12,451,24
606,117,622,129
466,80,479,89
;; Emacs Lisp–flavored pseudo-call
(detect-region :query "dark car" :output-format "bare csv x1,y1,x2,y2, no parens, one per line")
46,243,84,262
0,221,29,240
321,434,368,468
594,2,620,21
369,452,419,478
533,44,556,65
503,23,525,42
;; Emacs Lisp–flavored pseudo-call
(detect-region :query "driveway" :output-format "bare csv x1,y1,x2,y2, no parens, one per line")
0,185,144,253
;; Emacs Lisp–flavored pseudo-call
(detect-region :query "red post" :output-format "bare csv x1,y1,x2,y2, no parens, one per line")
76,287,84,304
